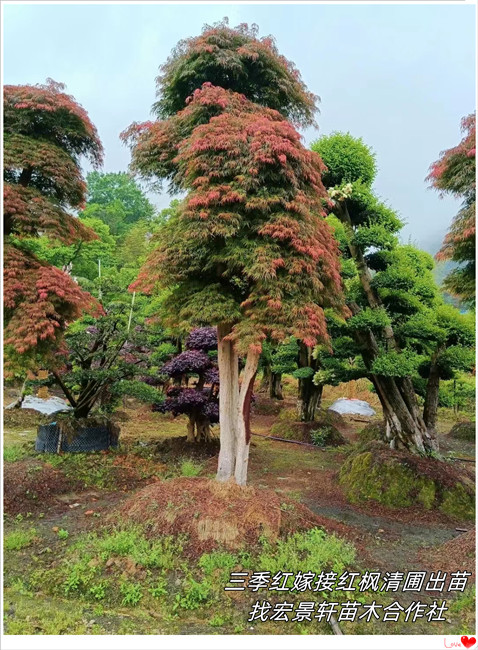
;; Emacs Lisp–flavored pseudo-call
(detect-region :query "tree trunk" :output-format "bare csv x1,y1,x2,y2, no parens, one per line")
296,341,321,422
298,381,323,422
234,347,260,486
270,372,283,400
186,417,196,443
6,378,28,409
423,347,443,436
259,364,271,393
216,324,260,485
216,324,239,481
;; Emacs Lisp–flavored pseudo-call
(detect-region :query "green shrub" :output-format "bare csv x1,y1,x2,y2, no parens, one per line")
3,444,32,463
180,459,203,477
255,527,355,581
311,425,346,447
120,581,143,606
174,578,212,610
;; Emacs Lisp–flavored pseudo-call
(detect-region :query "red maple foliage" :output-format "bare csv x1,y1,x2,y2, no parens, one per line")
428,113,476,304
4,80,103,369
125,84,343,353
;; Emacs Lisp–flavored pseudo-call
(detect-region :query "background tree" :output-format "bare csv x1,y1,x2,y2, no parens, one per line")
85,171,156,235
428,113,475,306
41,304,164,420
154,327,219,442
3,80,103,377
259,338,298,400
22,216,116,283
123,23,344,485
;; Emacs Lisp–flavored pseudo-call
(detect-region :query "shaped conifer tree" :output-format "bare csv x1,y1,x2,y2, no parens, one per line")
313,132,475,454
123,24,343,485
4,80,103,375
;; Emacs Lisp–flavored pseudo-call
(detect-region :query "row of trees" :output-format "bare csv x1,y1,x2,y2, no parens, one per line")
3,21,475,486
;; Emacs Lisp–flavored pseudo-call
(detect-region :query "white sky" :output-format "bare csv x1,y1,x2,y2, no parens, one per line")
3,2,476,253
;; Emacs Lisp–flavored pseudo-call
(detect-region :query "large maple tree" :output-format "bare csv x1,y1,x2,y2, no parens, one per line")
4,80,103,373
428,113,476,306
123,23,344,485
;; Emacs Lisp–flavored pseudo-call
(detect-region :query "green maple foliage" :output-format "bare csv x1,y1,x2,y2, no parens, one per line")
312,134,474,447
153,19,318,127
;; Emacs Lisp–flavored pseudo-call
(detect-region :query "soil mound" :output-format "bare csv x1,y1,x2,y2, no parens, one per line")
270,408,346,446
3,408,49,428
118,477,323,555
358,420,387,443
154,436,220,460
4,459,79,515
339,441,475,520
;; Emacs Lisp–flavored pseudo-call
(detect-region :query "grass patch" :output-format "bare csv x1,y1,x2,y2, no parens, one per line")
4,528,37,551
3,444,32,463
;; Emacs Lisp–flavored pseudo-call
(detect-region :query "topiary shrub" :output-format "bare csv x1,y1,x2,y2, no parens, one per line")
339,441,475,519
448,421,476,442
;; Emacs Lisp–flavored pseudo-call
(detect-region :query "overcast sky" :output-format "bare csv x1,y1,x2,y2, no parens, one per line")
3,2,476,253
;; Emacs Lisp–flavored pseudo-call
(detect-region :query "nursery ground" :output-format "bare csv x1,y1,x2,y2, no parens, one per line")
3,383,476,636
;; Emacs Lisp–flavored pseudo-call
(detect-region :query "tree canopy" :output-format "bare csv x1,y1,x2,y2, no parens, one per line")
428,113,476,306
3,80,103,373
153,19,318,127
125,84,343,354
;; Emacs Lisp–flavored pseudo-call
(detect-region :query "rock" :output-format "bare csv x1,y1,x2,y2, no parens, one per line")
358,420,387,443
339,441,475,519
21,395,72,416
448,421,475,442
328,398,376,417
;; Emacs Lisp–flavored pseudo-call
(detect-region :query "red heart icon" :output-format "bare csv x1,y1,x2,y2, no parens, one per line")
461,637,477,649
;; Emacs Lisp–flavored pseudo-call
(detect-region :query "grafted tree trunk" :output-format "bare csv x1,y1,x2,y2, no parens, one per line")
259,363,271,393
187,412,214,443
270,372,283,400
234,347,260,486
216,323,239,481
216,324,260,485
359,329,439,454
298,382,323,422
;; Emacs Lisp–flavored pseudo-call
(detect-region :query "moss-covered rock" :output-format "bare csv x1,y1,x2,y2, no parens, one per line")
339,442,475,520
270,408,347,447
358,420,387,443
448,421,476,442
310,425,346,448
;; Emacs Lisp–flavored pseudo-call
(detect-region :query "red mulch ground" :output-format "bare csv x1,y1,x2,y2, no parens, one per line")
420,528,476,581
3,459,81,515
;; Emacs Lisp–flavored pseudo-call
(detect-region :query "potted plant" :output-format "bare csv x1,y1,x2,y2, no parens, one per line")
35,303,164,453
